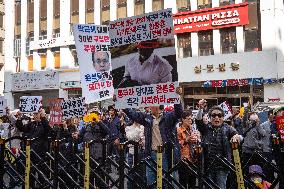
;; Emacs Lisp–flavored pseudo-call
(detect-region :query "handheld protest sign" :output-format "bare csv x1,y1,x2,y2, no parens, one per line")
110,9,180,109
219,101,233,120
49,98,64,126
0,97,7,116
73,24,114,104
19,96,42,113
61,97,86,119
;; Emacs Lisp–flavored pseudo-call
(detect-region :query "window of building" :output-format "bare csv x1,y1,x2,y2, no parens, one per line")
15,2,21,26
198,30,213,56
219,0,235,6
117,0,127,19
152,0,164,12
134,0,145,16
177,0,190,12
220,27,237,54
53,0,60,34
0,15,3,28
54,52,60,69
39,0,47,38
0,40,3,54
244,0,261,51
85,0,94,24
68,89,82,99
28,55,33,71
177,33,192,58
71,0,79,30
27,0,34,35
101,0,110,25
40,54,46,70
197,0,212,9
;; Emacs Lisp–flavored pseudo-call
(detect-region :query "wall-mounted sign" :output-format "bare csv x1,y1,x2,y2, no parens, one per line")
173,3,249,33
60,81,81,89
30,36,75,50
12,71,59,91
268,98,281,102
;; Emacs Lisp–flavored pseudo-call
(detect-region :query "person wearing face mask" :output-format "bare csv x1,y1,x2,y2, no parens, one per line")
248,165,272,189
196,100,242,189
241,107,266,173
177,110,200,188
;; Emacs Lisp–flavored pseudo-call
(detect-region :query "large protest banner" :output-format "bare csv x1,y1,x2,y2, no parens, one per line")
49,98,63,126
0,97,7,116
73,24,114,104
110,8,179,108
61,97,86,119
19,96,42,113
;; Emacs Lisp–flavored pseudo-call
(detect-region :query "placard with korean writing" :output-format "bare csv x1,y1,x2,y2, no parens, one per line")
218,101,233,120
110,9,179,108
276,116,284,142
73,24,114,104
19,96,42,113
115,82,180,109
61,97,86,119
0,96,7,116
49,98,63,126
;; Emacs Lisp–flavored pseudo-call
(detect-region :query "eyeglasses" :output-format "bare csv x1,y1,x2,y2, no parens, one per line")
211,113,223,118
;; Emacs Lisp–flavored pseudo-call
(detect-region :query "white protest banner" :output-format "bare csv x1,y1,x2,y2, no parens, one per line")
61,97,86,119
115,82,180,109
73,24,114,104
0,97,7,116
219,101,233,120
110,9,179,108
19,96,42,113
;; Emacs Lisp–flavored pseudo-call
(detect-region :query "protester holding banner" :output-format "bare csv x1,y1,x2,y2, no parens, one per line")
195,100,242,189
121,87,183,186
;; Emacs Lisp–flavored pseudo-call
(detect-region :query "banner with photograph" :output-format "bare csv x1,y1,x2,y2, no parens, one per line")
276,116,284,142
110,9,179,108
19,96,42,113
73,24,114,104
0,97,7,116
115,82,180,109
49,98,64,126
61,97,86,119
218,101,233,120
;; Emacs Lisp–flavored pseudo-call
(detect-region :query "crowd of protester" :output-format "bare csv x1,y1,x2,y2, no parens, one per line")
0,88,284,189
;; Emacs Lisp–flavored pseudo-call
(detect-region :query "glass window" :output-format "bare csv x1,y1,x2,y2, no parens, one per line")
134,0,145,16
219,0,235,6
85,0,94,24
152,0,164,12
197,0,212,9
220,27,237,54
177,0,190,12
0,15,3,28
117,0,127,19
68,90,82,99
27,0,34,35
177,33,192,58
71,0,79,30
53,0,60,34
244,29,261,52
227,86,240,94
101,0,110,25
0,40,3,54
198,30,213,56
40,0,47,38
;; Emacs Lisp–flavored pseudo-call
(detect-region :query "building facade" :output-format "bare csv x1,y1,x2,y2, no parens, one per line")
0,0,4,95
3,0,284,109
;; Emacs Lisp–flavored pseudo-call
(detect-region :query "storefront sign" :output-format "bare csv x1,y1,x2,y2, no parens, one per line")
12,71,59,91
173,3,248,33
30,37,75,50
268,98,281,102
60,81,81,89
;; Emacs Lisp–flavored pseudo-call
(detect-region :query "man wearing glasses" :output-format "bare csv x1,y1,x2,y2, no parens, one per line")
92,51,111,72
196,99,242,189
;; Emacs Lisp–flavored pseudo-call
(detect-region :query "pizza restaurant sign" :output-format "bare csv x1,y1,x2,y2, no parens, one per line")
173,3,249,33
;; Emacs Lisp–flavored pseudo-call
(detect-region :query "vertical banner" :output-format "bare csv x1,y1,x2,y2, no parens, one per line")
49,98,63,126
0,97,7,116
73,24,114,104
218,101,233,120
61,97,86,119
276,116,284,142
110,9,179,108
19,96,42,113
